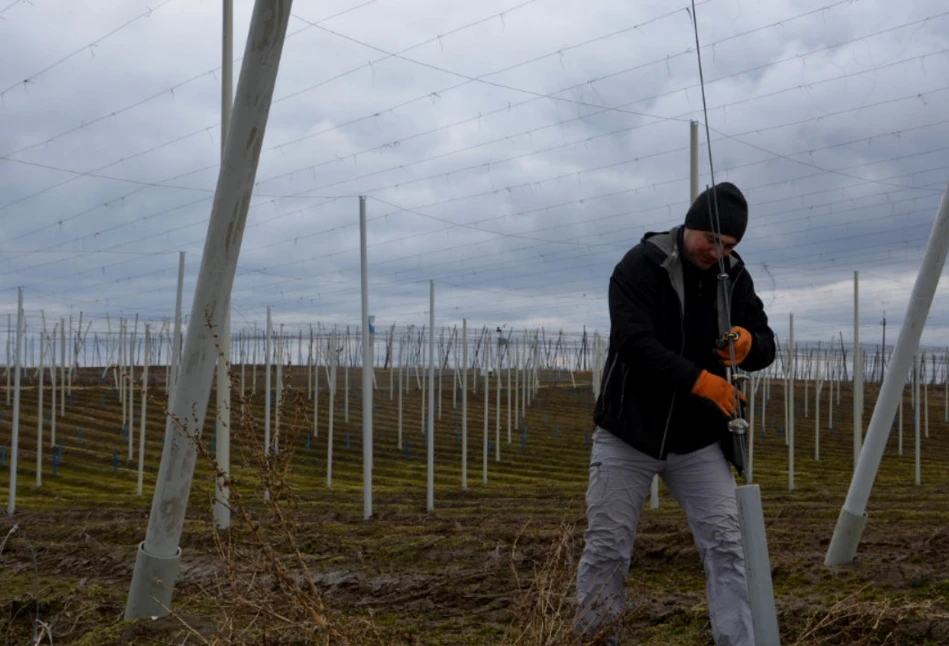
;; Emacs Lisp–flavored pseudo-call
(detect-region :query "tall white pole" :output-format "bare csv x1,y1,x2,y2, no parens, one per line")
483,346,489,485
36,330,44,488
496,336,502,452
50,323,57,448
853,271,862,469
789,314,795,491
7,287,23,515
915,351,921,486
264,307,272,470
826,181,949,566
360,196,373,520
327,330,336,488
462,319,468,492
427,281,435,512
5,314,9,407
138,325,150,496
214,0,234,532
172,252,185,395
125,0,293,619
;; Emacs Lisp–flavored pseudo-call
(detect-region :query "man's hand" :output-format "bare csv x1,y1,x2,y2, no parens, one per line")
716,326,752,366
691,370,746,417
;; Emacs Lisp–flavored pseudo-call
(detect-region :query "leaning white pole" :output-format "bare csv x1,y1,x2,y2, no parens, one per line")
7,287,23,515
214,0,234,531
125,0,292,619
360,195,373,520
427,281,435,512
825,180,949,566
736,485,781,645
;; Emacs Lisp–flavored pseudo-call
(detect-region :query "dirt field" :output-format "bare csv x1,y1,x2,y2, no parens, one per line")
1,367,947,644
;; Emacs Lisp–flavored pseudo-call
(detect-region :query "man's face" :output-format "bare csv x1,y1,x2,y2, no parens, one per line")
682,227,738,270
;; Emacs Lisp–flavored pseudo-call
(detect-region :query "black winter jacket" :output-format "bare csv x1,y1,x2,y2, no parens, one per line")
593,226,776,459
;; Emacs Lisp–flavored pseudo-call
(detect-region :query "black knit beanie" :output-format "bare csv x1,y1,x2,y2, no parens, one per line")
684,182,748,242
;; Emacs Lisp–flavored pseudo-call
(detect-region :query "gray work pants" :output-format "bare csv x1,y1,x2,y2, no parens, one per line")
576,427,753,646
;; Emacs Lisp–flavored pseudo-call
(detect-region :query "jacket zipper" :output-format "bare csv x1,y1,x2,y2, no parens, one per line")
618,366,630,414
600,353,619,402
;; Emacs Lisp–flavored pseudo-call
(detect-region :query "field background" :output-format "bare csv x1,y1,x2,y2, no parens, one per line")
1,366,947,645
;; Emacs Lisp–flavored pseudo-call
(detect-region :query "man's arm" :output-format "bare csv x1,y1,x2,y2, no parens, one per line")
609,253,702,390
733,271,776,372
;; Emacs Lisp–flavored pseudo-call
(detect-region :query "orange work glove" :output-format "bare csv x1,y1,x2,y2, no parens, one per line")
691,370,746,418
716,325,752,366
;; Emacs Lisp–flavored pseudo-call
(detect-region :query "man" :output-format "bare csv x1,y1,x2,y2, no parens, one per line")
576,182,776,645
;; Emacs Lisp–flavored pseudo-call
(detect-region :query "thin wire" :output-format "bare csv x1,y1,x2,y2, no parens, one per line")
689,0,749,469
1,0,179,97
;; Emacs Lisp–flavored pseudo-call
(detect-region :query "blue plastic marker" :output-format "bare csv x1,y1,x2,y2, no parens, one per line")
78,425,83,441
585,433,590,447
122,423,127,439
521,434,526,453
113,451,118,472
57,443,63,460
53,454,59,476
346,433,350,449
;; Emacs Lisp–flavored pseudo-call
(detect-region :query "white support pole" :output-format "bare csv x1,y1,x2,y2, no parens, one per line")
138,325,150,496
128,323,134,462
214,0,234,531
60,318,66,418
462,319,468,492
327,330,337,488
313,332,319,437
360,195,373,520
915,351,921,486
825,181,949,566
427,281,435,512
789,314,795,491
4,314,9,407
50,323,57,449
438,328,443,421
7,288,23,514
36,330,44,488
172,252,185,395
125,0,292,619
853,270,862,469
747,374,756,484
214,301,231,529
736,485,781,645
483,345,489,485
397,336,403,450
496,336,502,453
264,307,272,490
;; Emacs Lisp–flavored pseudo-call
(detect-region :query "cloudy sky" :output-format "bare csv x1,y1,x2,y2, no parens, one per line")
2,0,949,360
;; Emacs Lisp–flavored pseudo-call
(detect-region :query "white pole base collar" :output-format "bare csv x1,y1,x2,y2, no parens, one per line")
824,508,868,566
124,542,182,620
